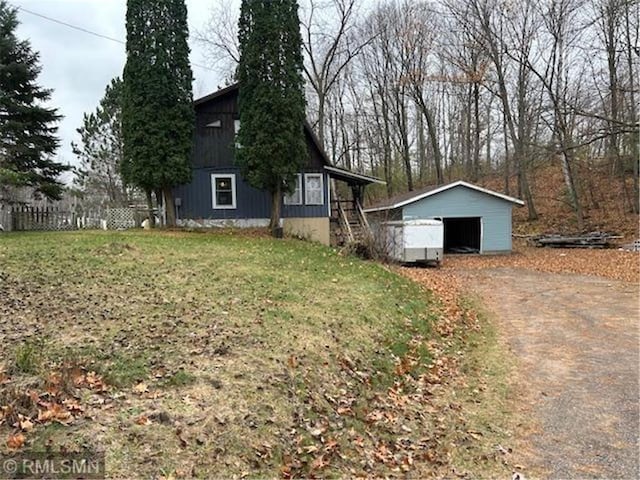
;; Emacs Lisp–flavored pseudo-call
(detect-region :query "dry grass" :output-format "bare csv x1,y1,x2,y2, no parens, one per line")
0,230,516,478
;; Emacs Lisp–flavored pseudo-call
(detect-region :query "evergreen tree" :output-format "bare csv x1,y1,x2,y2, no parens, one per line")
73,77,129,209
236,0,307,234
0,0,69,202
122,0,194,226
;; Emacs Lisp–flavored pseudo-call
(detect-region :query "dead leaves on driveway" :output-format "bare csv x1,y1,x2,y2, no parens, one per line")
444,243,639,283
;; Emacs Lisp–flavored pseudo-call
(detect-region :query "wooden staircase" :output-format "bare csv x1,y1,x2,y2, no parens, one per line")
330,198,372,246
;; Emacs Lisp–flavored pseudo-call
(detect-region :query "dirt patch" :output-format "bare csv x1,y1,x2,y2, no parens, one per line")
468,268,639,479
407,248,639,479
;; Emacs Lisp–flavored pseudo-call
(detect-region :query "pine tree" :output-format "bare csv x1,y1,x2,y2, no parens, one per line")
236,0,307,235
122,0,194,226
73,78,129,209
0,0,69,202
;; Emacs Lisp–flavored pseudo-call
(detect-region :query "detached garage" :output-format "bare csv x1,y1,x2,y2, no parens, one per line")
364,181,524,254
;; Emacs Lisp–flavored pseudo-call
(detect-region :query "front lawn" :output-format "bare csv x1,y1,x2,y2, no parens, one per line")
0,231,513,478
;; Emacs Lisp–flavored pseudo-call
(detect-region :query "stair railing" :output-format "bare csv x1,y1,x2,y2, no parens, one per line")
355,198,372,239
336,200,354,243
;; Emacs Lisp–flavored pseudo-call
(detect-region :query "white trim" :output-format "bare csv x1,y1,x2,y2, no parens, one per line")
363,180,525,212
178,218,269,228
304,173,324,205
324,165,386,185
480,217,484,254
211,174,237,209
284,174,303,205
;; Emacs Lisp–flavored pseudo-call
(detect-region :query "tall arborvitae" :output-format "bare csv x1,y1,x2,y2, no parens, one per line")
0,0,69,201
122,0,193,226
236,0,307,235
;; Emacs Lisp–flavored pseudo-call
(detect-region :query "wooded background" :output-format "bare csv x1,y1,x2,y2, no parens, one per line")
199,0,639,232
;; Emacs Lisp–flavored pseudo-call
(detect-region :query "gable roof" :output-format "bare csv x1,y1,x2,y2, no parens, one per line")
193,83,240,106
193,84,385,186
363,180,525,213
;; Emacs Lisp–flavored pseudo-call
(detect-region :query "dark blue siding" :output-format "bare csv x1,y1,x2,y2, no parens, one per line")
173,167,329,220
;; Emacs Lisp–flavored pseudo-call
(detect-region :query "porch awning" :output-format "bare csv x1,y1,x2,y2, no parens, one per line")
324,166,385,186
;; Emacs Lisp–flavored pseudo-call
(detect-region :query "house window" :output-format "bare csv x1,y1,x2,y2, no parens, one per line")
305,173,324,205
211,174,236,209
284,174,302,205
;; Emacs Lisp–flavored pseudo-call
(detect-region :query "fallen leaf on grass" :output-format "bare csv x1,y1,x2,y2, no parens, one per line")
18,416,34,432
175,427,188,448
287,355,298,369
135,415,152,426
310,454,328,472
62,399,84,413
308,426,326,437
133,382,149,394
37,403,72,424
6,433,25,449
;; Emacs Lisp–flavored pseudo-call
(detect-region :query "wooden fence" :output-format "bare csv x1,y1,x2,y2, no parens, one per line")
4,206,106,232
0,206,11,231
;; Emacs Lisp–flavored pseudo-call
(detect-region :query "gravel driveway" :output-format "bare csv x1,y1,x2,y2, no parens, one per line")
467,267,639,479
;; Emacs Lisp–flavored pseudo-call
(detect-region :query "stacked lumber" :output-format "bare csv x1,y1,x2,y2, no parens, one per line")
531,232,620,249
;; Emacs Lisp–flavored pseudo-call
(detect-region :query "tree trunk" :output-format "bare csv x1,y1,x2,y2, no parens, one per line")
164,186,176,227
503,114,510,195
270,184,282,235
472,82,481,182
416,104,427,182
421,104,443,185
559,150,584,231
145,190,155,228
317,93,326,149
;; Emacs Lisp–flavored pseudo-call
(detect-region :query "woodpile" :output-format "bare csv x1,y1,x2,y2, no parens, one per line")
531,232,621,249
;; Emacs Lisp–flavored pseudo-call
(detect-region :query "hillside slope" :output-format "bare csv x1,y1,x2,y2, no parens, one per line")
480,162,638,240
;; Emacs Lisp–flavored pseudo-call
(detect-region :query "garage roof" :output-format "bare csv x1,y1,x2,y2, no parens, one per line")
363,180,525,213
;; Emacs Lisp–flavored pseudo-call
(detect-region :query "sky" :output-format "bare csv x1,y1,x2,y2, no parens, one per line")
11,0,227,182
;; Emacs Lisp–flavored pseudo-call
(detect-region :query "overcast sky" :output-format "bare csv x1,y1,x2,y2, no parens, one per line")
12,0,227,182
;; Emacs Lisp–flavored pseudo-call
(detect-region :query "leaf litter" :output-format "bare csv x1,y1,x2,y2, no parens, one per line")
0,231,519,478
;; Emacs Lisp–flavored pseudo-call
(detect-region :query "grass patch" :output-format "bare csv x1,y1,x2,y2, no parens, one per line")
447,295,519,478
0,230,510,478
162,370,197,388
12,341,43,375
101,354,149,388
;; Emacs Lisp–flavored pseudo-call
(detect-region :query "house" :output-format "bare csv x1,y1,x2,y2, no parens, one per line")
364,181,524,254
173,84,383,245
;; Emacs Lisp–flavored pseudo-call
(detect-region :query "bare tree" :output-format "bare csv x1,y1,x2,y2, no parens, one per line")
462,0,538,219
301,0,371,147
194,0,240,83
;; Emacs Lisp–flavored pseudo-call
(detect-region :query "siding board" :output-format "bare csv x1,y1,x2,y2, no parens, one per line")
178,85,330,220
401,185,514,252
174,167,329,220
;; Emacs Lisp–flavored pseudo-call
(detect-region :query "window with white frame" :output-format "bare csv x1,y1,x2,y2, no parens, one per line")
304,173,324,205
284,174,302,205
211,174,236,209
